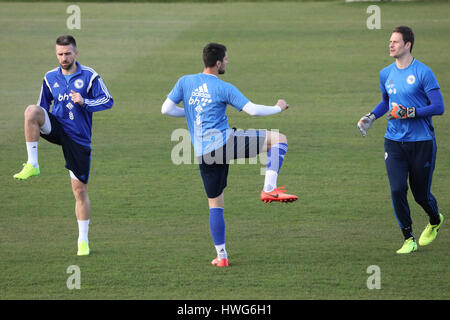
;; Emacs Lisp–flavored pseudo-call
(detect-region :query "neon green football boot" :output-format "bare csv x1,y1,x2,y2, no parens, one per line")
77,241,90,256
396,237,417,254
13,163,40,180
418,214,444,246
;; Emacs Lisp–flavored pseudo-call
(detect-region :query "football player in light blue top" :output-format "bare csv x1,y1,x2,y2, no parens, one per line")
13,35,114,256
168,72,251,157
358,26,445,254
162,43,298,267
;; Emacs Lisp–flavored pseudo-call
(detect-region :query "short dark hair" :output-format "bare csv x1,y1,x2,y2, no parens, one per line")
56,35,77,49
203,43,227,68
392,26,414,53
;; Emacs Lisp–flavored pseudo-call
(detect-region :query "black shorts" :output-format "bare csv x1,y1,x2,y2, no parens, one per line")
198,129,266,198
40,112,91,184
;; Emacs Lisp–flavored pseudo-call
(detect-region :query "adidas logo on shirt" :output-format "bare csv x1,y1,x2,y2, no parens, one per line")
189,83,213,126
192,84,211,99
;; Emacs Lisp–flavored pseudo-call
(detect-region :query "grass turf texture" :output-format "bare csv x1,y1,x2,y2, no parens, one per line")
1,1,449,300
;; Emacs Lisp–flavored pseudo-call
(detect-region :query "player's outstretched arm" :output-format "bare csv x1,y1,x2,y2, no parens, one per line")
242,99,288,117
161,97,185,117
276,99,289,111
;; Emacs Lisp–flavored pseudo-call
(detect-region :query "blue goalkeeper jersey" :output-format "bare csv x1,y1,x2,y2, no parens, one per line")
380,59,440,142
37,61,113,147
168,73,249,156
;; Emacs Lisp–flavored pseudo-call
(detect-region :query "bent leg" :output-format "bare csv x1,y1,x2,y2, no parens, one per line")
24,105,46,142
13,105,47,178
263,130,288,192
263,130,287,152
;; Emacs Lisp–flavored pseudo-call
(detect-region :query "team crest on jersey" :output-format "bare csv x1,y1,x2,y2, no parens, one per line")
74,79,84,89
407,75,416,85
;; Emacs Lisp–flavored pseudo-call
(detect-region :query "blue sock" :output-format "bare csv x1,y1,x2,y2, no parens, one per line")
209,207,225,245
266,143,288,174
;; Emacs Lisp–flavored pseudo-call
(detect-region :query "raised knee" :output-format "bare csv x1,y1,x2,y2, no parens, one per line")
267,131,287,148
272,132,287,145
279,133,287,144
24,105,42,120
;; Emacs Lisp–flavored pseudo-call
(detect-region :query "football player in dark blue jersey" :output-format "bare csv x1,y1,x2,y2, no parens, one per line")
14,35,113,256
358,26,444,254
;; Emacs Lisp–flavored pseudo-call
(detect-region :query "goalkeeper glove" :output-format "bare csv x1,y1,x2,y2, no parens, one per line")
357,112,376,137
387,102,416,120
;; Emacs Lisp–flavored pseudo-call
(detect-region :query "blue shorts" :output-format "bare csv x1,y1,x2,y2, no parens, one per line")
198,129,266,198
40,112,91,184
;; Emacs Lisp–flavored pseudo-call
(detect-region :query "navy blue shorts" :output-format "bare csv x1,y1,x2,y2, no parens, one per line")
198,129,266,198
40,112,91,184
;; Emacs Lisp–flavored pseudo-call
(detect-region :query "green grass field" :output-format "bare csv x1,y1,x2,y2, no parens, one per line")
1,1,449,300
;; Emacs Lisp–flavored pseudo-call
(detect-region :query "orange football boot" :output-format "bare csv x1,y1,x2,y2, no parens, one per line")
261,186,298,203
211,257,229,267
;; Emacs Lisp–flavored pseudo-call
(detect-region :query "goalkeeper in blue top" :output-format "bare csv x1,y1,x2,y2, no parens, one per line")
162,43,297,267
13,35,113,256
357,26,445,254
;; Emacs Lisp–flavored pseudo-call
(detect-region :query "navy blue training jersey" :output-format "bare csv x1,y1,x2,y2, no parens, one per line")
37,61,113,147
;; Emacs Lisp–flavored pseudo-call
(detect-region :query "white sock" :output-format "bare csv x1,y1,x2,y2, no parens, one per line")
263,169,278,192
26,142,39,168
215,244,227,260
77,219,90,243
